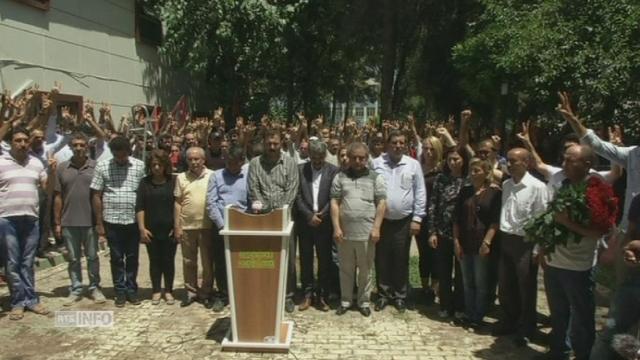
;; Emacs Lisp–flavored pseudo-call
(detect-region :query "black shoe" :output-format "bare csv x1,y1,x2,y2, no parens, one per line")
202,298,213,309
424,289,435,305
181,295,196,307
394,299,406,313
512,335,529,348
534,351,568,360
285,298,295,313
374,297,389,311
358,306,371,317
127,293,141,305
115,294,126,308
491,322,516,336
211,298,225,313
335,305,349,316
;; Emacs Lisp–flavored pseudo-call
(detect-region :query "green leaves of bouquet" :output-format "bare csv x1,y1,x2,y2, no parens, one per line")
524,182,589,256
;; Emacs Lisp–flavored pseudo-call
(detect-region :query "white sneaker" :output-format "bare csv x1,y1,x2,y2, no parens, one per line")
454,311,465,320
438,310,450,318
92,288,106,304
63,293,82,306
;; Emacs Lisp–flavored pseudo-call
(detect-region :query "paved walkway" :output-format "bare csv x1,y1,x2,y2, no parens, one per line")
0,246,609,360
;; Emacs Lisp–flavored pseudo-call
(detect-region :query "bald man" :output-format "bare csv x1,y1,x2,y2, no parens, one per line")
543,145,616,360
174,147,215,307
493,148,549,347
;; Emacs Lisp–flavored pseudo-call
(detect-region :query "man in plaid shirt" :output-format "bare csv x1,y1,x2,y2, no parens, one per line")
91,136,145,307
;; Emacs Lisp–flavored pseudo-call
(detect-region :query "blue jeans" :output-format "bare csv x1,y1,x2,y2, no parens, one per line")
0,216,40,309
105,223,139,295
544,266,595,360
63,227,101,295
590,280,640,359
460,254,489,322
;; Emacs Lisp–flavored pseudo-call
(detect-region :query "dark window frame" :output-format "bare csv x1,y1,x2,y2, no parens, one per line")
135,1,163,47
12,0,50,11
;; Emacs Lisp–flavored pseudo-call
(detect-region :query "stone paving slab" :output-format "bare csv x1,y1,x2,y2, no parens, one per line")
0,246,609,360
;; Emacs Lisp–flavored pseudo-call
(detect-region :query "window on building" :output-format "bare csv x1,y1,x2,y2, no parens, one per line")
52,93,83,122
135,1,163,47
355,107,364,120
367,106,377,117
12,0,50,10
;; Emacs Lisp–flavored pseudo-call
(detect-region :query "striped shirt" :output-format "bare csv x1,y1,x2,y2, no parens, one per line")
248,153,299,211
0,153,47,218
330,169,387,241
90,157,145,225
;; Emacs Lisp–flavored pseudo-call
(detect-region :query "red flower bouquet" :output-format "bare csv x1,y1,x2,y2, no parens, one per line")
525,175,618,255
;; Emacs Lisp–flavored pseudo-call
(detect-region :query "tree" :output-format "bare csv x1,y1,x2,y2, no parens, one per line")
453,0,640,140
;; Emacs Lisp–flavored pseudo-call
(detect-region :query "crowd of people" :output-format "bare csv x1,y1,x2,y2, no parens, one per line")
1,84,640,360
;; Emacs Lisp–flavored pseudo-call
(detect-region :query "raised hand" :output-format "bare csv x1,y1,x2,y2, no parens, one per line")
557,91,578,123
516,120,531,144
41,92,53,113
491,134,502,147
214,106,223,119
61,105,72,120
435,126,450,138
557,91,587,137
608,125,623,146
51,81,62,95
461,109,472,122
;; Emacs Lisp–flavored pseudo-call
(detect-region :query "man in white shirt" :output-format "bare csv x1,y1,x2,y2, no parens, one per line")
494,148,549,347
371,130,426,313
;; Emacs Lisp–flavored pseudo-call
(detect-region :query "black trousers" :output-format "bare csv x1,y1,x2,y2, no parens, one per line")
212,229,228,296
286,225,298,300
498,232,538,336
105,222,140,295
376,216,412,301
416,219,437,285
298,221,333,299
435,235,465,314
144,229,177,293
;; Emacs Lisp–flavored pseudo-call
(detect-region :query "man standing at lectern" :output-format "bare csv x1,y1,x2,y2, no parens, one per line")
248,129,299,312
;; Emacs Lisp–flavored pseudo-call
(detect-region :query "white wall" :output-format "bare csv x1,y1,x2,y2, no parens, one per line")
0,0,189,117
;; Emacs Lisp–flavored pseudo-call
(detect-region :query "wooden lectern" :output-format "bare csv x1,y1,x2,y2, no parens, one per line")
219,205,294,353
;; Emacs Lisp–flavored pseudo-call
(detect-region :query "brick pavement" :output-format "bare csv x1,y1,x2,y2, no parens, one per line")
0,246,609,360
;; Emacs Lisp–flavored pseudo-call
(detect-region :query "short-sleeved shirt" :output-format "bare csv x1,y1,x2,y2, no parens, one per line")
330,169,386,241
136,176,175,232
547,178,604,271
175,168,213,230
90,157,145,225
0,153,47,218
54,158,96,227
454,185,502,254
500,172,549,237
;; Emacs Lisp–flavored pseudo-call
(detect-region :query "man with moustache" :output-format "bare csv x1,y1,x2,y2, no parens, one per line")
248,129,299,312
0,127,54,320
372,130,426,313
295,140,339,311
54,133,106,306
91,136,146,307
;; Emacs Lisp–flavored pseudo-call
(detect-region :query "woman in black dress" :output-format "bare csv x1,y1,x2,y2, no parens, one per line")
136,149,177,305
453,158,501,328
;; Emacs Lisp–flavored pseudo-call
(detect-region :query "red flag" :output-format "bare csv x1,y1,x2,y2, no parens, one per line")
171,95,189,128
152,105,162,132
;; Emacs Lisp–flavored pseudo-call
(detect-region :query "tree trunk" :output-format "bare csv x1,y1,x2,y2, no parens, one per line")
380,0,397,120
